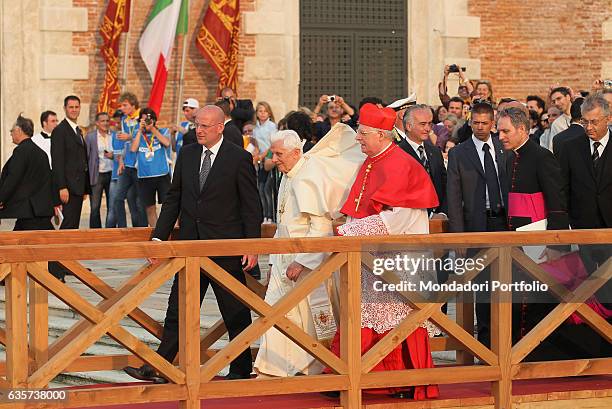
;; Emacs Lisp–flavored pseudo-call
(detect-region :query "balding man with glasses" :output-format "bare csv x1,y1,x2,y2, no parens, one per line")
124,105,262,383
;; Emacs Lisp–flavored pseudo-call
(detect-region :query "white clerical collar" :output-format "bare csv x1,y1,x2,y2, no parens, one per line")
513,137,529,152
372,141,393,158
591,130,609,151
223,118,231,125
286,156,306,178
66,118,79,133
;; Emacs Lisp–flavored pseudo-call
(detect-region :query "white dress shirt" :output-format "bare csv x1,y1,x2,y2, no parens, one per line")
200,136,224,170
66,118,80,136
590,130,609,158
406,137,427,160
472,135,501,209
97,131,113,173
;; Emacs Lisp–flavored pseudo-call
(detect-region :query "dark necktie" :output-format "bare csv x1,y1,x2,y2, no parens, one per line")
417,145,430,174
592,141,601,169
483,144,502,211
199,149,212,191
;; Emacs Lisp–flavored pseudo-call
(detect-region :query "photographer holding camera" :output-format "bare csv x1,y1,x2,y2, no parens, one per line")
313,94,357,141
130,107,172,227
439,64,474,107
219,87,255,131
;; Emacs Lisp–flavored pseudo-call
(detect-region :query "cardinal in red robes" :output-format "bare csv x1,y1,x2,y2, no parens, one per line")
325,103,440,400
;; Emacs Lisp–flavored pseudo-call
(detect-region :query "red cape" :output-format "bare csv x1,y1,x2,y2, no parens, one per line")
341,143,439,218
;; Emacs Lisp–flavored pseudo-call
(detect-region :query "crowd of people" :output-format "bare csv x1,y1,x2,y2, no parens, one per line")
0,71,610,399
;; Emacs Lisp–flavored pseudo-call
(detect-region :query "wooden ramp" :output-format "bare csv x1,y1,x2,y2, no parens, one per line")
69,375,612,409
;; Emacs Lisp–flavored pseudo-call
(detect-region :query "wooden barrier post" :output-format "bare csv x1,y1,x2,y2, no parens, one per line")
491,247,512,409
28,263,49,374
456,291,475,365
6,263,28,389
340,251,361,408
180,257,201,409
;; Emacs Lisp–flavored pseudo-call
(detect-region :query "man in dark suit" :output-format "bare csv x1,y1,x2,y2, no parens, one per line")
447,103,509,347
51,95,90,229
0,115,56,231
552,98,585,156
559,93,611,311
215,100,245,147
124,105,262,383
220,86,255,131
398,104,447,215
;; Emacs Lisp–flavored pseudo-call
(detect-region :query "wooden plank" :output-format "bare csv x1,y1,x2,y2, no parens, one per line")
199,320,227,363
0,263,10,282
199,253,348,381
340,252,362,409
1,229,611,262
48,262,158,357
491,247,512,409
179,258,201,409
360,365,501,388
456,292,475,364
28,270,49,373
512,257,612,365
59,260,164,339
26,259,186,387
512,358,612,380
0,220,440,245
429,336,467,352
24,384,188,409
198,374,350,398
6,263,28,388
511,248,612,343
0,227,153,245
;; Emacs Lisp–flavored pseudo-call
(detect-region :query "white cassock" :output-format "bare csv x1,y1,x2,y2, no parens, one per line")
254,124,364,377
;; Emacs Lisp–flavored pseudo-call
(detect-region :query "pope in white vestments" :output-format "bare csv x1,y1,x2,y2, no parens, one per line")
254,125,364,377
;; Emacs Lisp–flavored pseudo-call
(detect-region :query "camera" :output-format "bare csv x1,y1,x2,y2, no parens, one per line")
144,114,153,126
448,64,466,73
328,95,336,102
604,79,612,88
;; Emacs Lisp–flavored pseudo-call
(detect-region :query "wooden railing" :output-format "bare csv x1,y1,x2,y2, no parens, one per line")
0,227,610,409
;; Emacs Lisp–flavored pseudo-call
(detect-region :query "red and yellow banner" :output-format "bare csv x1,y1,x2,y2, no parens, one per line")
98,0,131,114
195,0,240,93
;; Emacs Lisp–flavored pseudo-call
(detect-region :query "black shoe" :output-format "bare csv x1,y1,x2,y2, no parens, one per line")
390,388,414,399
224,372,251,380
124,365,168,384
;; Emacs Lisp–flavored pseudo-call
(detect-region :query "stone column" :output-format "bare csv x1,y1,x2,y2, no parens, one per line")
242,0,299,118
0,0,88,165
408,0,481,105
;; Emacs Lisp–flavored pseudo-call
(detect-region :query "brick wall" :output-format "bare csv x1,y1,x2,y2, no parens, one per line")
73,0,257,126
468,0,611,103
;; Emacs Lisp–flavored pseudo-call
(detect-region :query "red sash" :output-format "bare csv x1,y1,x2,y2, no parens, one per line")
508,192,546,222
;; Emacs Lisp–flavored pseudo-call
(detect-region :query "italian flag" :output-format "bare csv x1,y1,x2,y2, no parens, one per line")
139,0,188,115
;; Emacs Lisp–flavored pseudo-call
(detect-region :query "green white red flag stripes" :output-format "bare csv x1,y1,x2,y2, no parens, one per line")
139,0,188,115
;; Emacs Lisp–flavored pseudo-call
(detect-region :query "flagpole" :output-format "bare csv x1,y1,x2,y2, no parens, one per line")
175,32,188,127
120,0,134,91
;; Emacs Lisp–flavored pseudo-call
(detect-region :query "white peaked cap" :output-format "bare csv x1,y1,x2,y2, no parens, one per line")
387,92,417,111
